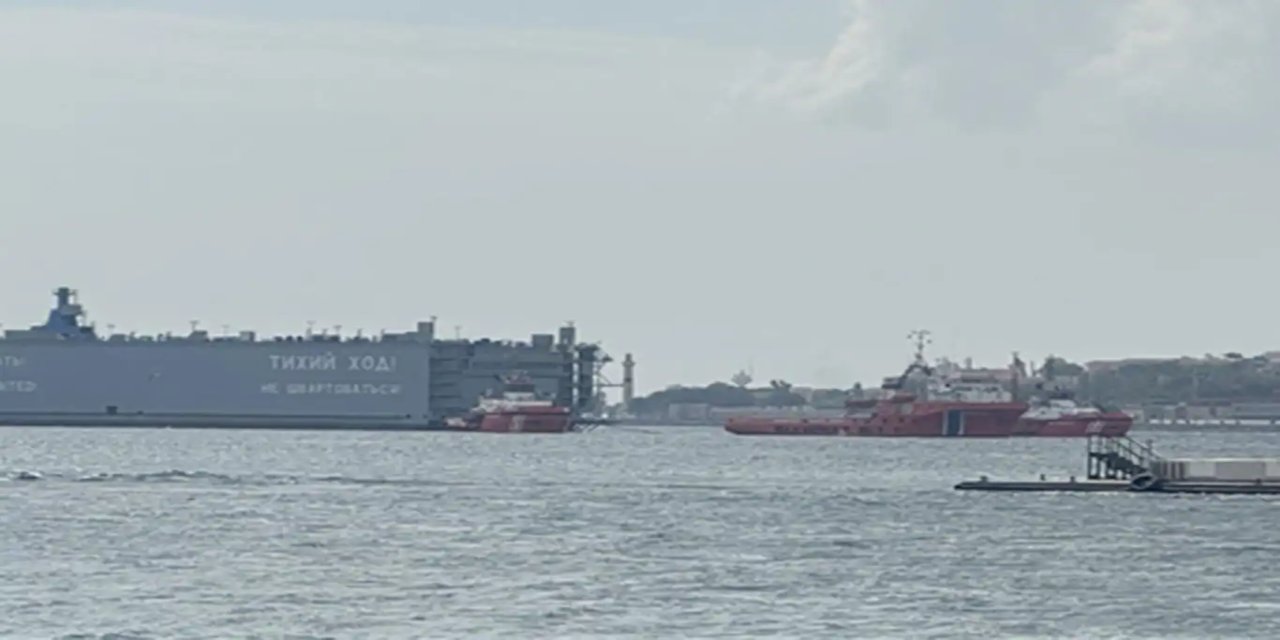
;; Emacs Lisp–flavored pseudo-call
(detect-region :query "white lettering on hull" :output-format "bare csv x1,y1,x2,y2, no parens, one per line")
259,382,403,396
349,356,397,372
269,353,338,371
0,380,37,392
268,354,398,372
0,356,27,368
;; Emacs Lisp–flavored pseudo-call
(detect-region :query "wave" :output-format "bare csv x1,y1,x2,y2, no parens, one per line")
59,632,157,640
74,470,459,486
3,472,885,500
3,469,465,487
4,470,45,481
76,469,244,483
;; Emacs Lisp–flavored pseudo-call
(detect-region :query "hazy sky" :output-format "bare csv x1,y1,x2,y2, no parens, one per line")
3,1,1279,393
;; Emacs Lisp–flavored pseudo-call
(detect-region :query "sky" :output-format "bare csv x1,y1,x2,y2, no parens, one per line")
2,1,1279,394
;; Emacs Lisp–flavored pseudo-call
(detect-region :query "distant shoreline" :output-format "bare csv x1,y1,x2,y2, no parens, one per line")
614,419,1280,434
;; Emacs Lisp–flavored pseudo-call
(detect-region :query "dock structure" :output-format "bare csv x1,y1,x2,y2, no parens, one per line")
956,435,1280,495
954,479,1129,492
1086,434,1159,481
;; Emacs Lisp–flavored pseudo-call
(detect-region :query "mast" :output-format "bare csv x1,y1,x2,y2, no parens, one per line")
907,329,932,366
1010,351,1022,402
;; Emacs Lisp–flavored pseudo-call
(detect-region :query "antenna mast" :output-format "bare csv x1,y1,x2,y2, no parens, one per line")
907,329,932,365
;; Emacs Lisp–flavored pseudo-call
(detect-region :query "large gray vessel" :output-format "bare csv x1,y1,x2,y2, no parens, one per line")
0,288,603,429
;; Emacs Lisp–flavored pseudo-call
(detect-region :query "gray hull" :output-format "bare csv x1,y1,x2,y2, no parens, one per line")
1,288,590,430
0,340,434,428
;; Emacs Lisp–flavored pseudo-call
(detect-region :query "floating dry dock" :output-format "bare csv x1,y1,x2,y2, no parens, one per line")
956,435,1280,495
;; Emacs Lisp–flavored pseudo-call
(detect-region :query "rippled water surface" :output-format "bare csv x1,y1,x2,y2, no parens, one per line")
4,426,1280,639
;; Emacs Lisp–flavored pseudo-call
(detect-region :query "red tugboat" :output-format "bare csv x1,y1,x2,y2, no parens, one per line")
725,359,1026,437
726,331,1026,437
724,331,1131,438
451,372,575,433
841,368,1030,437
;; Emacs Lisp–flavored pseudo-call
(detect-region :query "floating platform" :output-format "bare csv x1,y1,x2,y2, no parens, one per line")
1156,482,1280,495
955,478,1280,494
956,435,1280,495
955,479,1128,492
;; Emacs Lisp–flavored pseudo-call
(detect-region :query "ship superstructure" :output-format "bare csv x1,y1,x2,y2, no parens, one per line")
0,287,607,429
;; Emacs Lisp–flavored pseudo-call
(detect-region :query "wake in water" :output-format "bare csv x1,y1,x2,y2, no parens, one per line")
2,468,472,487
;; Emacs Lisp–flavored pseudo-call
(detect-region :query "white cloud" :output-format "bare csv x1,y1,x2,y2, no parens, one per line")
1068,0,1280,142
750,0,1280,141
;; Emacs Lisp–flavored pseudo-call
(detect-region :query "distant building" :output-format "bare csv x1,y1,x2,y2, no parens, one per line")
667,403,711,422
709,406,844,421
790,386,816,403
1031,374,1082,395
1228,403,1280,420
1085,358,1181,374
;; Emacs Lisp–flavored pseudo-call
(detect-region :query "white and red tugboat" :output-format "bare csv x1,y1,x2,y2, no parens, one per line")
1013,396,1132,437
452,372,575,433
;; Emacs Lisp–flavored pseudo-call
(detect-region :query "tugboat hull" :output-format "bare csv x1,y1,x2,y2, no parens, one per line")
477,408,573,433
1016,413,1133,437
